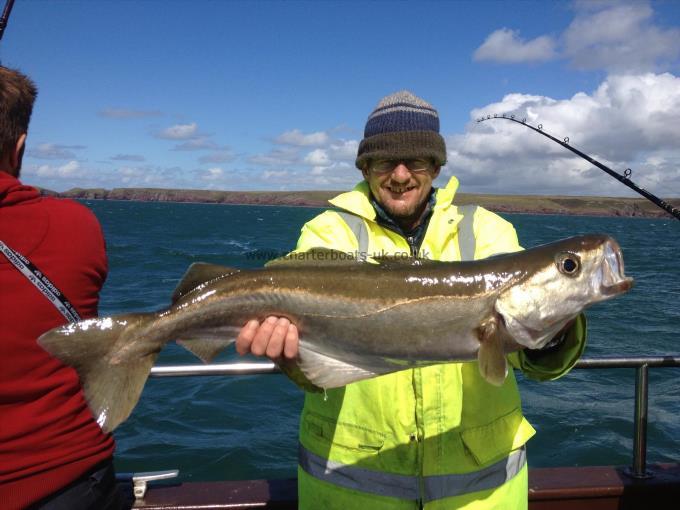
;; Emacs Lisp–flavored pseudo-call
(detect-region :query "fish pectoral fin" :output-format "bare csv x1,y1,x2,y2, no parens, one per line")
277,358,324,393
476,317,508,387
296,344,394,389
172,262,241,303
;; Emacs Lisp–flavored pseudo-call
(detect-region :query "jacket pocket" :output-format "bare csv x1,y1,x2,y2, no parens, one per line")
460,408,536,466
303,412,386,453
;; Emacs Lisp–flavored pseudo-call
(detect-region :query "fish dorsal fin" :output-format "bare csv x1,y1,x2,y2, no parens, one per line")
172,262,241,303
266,248,364,267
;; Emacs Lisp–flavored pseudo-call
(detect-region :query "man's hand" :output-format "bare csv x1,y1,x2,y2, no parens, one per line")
235,316,299,359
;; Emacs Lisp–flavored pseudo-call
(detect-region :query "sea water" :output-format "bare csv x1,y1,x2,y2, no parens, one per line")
83,200,680,481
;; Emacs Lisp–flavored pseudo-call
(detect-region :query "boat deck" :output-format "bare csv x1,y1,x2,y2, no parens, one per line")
119,462,680,509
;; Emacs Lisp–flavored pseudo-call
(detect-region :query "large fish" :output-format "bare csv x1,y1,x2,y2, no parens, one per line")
39,234,632,432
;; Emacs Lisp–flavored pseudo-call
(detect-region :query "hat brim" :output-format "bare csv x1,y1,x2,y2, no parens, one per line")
355,131,447,170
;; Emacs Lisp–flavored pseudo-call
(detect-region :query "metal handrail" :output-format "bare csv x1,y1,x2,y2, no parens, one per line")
149,355,680,479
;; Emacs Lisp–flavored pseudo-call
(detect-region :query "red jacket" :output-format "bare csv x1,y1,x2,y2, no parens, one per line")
0,172,115,509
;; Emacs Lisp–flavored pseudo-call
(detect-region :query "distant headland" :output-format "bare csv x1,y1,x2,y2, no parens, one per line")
43,187,679,219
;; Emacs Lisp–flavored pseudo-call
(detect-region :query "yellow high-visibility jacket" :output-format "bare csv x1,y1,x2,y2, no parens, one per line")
294,177,587,509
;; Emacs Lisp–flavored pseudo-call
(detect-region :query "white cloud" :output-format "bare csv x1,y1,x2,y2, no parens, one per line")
172,137,218,151
263,170,290,180
274,129,330,146
27,143,86,160
110,165,218,188
248,147,300,166
58,161,81,176
328,139,359,162
110,154,146,162
23,161,220,192
199,150,236,164
303,148,331,166
563,3,680,72
300,140,359,181
245,134,359,189
202,167,224,181
33,160,83,178
154,124,233,165
302,140,358,169
117,166,142,185
443,73,680,196
474,2,680,73
155,122,199,140
473,28,557,63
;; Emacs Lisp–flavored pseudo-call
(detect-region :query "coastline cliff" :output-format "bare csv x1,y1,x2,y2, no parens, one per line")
42,187,678,219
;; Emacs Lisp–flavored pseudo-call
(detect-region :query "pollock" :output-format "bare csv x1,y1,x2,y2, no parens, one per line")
39,234,632,432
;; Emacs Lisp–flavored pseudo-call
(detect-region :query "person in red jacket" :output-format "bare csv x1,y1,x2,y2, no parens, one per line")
0,66,125,509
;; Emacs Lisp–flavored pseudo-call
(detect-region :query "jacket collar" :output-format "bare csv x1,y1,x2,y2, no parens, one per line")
328,175,460,221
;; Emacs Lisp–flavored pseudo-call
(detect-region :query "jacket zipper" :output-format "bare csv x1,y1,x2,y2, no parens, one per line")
407,236,418,258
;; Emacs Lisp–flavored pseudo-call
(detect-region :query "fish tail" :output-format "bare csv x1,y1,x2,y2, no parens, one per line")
38,313,159,433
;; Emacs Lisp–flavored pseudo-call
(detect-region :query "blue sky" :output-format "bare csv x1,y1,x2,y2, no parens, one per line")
2,0,680,196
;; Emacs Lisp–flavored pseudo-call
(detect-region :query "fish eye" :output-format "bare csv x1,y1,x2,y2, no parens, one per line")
556,252,581,276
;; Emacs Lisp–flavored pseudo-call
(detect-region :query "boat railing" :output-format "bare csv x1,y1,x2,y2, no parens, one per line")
149,355,680,480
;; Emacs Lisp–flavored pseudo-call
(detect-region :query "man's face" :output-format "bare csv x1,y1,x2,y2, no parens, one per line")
362,159,440,220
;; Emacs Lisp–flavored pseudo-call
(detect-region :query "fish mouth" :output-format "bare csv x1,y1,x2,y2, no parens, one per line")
598,238,634,296
601,278,634,296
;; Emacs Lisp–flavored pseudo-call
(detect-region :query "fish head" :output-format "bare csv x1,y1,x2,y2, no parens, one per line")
495,235,633,349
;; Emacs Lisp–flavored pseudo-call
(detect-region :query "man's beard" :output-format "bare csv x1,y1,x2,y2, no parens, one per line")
382,200,429,230
383,202,419,219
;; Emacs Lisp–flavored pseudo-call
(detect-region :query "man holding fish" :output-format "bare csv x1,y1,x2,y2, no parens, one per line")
36,91,632,509
236,91,589,509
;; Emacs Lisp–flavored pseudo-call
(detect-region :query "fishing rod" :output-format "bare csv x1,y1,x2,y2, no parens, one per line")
476,114,680,222
0,0,15,43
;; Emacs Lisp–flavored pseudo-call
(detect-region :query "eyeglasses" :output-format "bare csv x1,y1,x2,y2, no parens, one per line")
368,159,435,174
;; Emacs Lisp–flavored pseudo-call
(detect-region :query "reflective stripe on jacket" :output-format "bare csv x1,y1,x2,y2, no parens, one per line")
293,176,587,507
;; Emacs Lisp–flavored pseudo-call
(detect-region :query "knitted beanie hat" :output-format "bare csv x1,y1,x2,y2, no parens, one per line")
355,90,447,170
